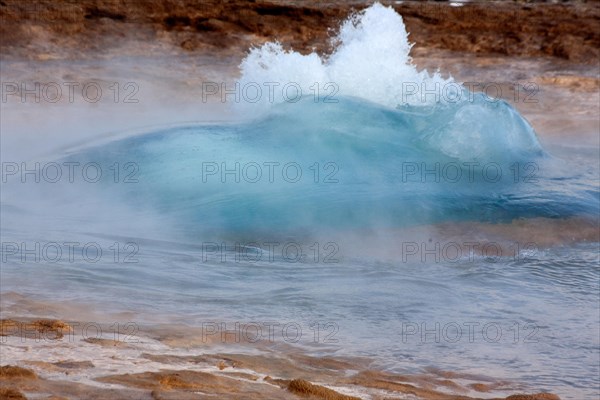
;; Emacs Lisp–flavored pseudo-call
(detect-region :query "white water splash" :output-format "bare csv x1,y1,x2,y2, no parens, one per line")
238,3,454,112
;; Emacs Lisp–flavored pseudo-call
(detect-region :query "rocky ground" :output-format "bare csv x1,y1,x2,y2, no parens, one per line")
1,0,599,63
0,310,562,400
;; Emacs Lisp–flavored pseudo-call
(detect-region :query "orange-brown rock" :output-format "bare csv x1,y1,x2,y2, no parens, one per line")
288,379,360,400
0,365,38,380
0,319,71,340
1,0,598,63
0,387,27,400
505,394,561,400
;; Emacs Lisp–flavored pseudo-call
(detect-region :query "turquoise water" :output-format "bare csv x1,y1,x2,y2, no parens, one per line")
65,95,597,236
1,3,598,399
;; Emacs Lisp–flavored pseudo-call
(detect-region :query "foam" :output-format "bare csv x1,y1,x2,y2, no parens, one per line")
237,3,454,113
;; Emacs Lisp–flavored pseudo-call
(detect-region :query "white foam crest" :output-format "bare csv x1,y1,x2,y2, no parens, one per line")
237,2,454,112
